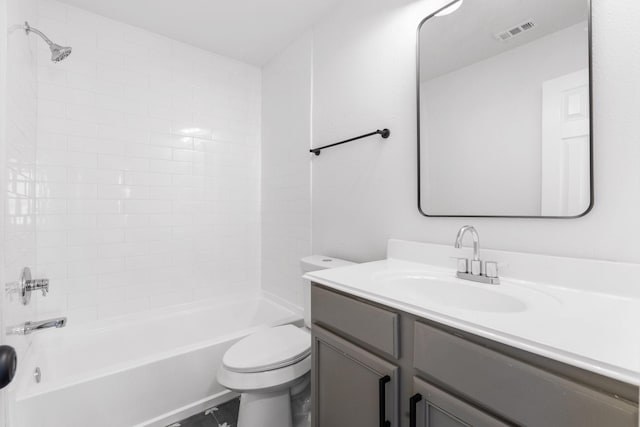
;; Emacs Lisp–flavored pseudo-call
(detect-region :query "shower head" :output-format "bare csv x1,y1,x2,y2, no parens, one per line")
49,43,72,62
24,21,72,63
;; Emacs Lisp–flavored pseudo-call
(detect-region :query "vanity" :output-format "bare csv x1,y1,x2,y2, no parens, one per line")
305,240,640,427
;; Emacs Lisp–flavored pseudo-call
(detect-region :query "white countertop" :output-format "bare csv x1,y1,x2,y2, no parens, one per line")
305,257,640,386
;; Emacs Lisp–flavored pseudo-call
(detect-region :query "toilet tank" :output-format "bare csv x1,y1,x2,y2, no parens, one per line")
300,255,354,327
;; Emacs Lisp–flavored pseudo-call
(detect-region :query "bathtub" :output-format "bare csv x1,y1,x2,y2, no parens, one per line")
13,293,302,427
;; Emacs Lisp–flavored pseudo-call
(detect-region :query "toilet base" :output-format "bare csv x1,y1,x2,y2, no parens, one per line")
238,389,292,427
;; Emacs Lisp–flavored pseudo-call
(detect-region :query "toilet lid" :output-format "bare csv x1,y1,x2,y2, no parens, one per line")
223,325,311,373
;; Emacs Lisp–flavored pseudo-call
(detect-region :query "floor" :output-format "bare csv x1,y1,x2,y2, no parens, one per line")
169,397,240,427
168,379,311,427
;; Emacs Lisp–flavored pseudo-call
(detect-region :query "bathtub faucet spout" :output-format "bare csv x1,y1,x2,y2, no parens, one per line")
7,317,67,335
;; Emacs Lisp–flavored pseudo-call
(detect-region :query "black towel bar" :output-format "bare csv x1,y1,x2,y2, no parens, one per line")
310,128,390,156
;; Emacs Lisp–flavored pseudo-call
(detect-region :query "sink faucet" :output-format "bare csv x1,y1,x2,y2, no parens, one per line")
453,226,500,285
455,225,481,274
7,317,67,335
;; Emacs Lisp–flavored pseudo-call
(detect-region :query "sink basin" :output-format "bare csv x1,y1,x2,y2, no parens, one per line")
369,272,528,313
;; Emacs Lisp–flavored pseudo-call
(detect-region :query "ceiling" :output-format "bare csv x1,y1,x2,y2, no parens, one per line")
58,0,344,65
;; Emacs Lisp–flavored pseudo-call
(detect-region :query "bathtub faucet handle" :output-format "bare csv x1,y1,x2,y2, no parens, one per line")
10,267,50,305
30,278,49,297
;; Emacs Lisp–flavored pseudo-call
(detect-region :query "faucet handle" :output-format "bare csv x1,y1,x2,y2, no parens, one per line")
35,279,49,296
470,259,482,276
449,257,468,273
484,261,498,278
25,278,48,296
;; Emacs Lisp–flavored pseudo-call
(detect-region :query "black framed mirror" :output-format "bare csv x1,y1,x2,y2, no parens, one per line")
417,0,593,218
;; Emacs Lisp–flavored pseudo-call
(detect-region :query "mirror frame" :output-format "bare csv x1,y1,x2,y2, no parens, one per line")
416,0,594,218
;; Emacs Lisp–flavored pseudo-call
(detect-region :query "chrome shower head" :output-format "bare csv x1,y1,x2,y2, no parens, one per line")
49,43,72,62
24,21,72,63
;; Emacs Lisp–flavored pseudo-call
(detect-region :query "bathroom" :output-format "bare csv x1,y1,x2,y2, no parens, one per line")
0,0,638,425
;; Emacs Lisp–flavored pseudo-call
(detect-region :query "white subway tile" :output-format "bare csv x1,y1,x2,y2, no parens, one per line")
123,200,171,214
125,227,172,242
97,184,149,200
124,143,172,160
38,294,68,315
38,131,68,150
149,290,193,309
98,241,148,258
148,159,191,174
67,229,124,246
124,171,171,186
65,307,98,324
97,271,130,289
149,133,193,149
67,87,97,106
67,290,98,310
98,297,149,319
98,154,149,171
33,2,261,324
36,199,67,215
36,165,67,183
38,99,67,119
67,199,122,214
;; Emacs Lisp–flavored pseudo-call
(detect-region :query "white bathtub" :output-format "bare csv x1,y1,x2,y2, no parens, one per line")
13,293,302,427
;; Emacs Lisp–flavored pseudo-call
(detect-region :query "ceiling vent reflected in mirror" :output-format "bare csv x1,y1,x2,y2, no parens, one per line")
495,21,537,42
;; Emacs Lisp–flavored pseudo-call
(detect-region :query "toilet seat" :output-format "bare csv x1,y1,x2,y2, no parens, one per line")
218,355,311,393
217,325,311,393
223,325,310,373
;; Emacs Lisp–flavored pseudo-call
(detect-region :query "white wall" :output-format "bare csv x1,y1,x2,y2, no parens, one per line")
261,34,313,308
310,0,640,265
421,22,588,216
33,0,262,323
0,0,38,424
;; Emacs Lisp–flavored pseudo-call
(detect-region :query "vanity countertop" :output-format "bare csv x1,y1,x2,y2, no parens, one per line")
305,257,640,386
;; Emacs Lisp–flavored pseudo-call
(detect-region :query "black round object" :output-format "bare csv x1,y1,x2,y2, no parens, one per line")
0,345,17,389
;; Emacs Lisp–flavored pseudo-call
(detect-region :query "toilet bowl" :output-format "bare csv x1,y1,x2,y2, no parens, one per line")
217,255,354,427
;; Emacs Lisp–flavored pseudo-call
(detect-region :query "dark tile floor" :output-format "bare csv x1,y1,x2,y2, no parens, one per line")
168,397,240,427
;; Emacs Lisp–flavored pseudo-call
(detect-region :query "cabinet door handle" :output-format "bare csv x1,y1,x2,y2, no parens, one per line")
379,375,391,427
409,393,423,427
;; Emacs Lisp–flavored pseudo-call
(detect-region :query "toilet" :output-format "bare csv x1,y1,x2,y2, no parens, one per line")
217,255,354,427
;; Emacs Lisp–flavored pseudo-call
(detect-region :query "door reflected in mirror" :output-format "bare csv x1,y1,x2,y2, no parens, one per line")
417,0,592,217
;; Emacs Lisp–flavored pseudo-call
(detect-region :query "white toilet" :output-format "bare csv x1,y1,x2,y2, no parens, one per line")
217,255,354,427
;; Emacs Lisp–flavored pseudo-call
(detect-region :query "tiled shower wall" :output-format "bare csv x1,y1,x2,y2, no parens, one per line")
2,0,38,369
34,0,262,323
1,0,38,424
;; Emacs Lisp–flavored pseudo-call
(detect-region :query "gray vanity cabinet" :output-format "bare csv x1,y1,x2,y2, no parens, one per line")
411,377,510,427
312,325,399,427
311,284,639,427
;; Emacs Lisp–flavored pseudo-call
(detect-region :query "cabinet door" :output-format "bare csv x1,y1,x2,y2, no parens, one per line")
312,325,399,427
410,377,510,427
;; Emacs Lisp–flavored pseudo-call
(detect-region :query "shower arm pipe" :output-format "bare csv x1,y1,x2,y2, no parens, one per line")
24,22,55,47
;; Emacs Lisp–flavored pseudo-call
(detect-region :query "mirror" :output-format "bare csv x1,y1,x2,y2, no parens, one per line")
417,0,592,218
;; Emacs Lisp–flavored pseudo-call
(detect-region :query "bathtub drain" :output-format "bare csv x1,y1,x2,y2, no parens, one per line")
33,367,41,383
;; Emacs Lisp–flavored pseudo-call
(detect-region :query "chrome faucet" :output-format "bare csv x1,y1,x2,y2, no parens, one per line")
455,225,481,274
7,317,67,335
5,267,50,305
454,226,500,285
